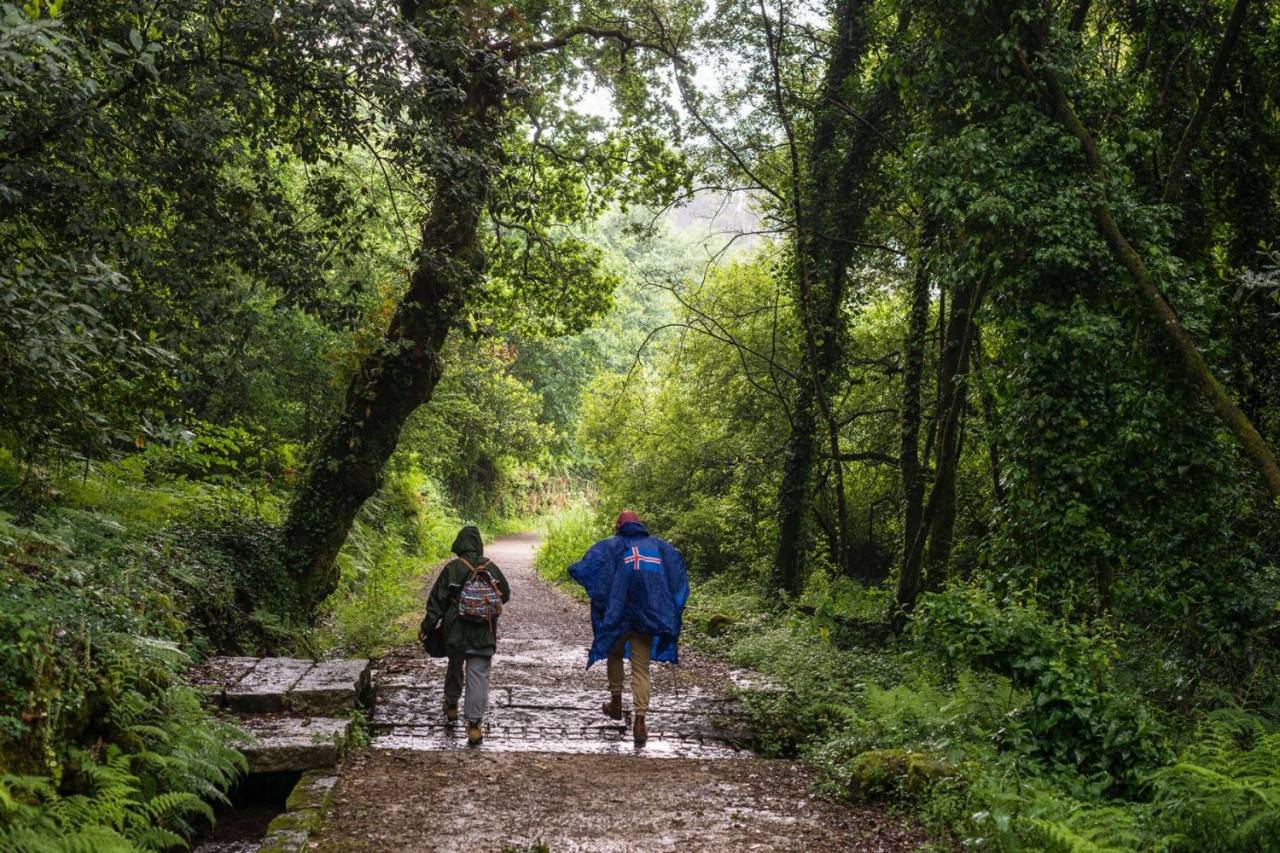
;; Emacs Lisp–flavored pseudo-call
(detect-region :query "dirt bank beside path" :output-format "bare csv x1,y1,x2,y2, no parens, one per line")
308,532,929,852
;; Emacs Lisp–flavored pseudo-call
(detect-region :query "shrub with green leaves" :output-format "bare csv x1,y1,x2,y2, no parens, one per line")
0,684,244,852
0,470,260,849
914,586,1168,790
532,506,602,595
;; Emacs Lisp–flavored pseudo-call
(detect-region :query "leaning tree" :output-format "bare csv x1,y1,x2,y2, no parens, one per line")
282,0,699,609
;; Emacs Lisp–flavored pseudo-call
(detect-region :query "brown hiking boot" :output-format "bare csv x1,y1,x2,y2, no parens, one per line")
633,714,647,747
443,701,459,723
467,721,483,747
602,693,623,720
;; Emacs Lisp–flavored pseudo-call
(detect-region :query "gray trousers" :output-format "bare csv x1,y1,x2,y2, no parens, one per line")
444,653,492,724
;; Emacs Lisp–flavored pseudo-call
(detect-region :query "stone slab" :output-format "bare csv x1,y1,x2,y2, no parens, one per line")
502,685,747,716
235,716,351,773
259,771,338,853
224,658,315,713
187,657,260,702
371,684,753,752
287,659,371,715
285,770,339,812
373,725,751,760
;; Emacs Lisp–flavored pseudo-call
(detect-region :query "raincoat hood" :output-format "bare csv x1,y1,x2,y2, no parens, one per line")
617,521,649,537
450,525,484,561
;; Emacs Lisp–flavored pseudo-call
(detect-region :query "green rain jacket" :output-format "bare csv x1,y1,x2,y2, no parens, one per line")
420,526,511,656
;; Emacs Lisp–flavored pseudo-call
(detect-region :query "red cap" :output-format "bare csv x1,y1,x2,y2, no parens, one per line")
615,510,641,531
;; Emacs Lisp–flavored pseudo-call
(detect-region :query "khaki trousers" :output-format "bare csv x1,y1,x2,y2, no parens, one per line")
606,632,652,715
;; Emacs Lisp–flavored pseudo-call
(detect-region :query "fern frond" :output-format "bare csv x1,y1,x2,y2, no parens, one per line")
143,790,213,824
1022,817,1133,852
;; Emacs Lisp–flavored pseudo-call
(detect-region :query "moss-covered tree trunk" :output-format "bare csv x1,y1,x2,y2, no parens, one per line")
282,171,491,608
282,41,502,607
895,240,932,613
923,278,984,588
772,0,904,594
1016,12,1280,503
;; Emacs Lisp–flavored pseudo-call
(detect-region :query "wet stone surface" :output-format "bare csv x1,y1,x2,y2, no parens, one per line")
290,659,372,715
189,656,372,716
226,658,315,713
366,533,756,760
235,715,352,773
372,681,754,756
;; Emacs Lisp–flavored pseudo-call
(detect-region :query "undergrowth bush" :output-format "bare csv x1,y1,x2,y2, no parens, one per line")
0,458,285,849
1,442,554,848
914,586,1169,791
0,682,244,852
0,500,247,849
678,573,1280,851
532,505,601,596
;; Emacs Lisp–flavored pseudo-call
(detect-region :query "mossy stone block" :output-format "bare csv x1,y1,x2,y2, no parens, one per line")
849,748,954,799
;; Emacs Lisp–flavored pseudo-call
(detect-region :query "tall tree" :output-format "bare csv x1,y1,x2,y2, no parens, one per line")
282,1,696,608
770,0,907,594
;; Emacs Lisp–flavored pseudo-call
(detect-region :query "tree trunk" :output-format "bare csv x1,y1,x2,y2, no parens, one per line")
895,235,932,612
283,182,489,607
1160,0,1251,206
924,278,983,587
895,278,985,616
775,383,820,594
282,59,499,608
972,328,1006,507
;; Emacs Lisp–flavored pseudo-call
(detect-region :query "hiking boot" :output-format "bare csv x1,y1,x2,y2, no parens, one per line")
633,714,647,747
602,693,623,720
467,721,484,747
443,701,459,723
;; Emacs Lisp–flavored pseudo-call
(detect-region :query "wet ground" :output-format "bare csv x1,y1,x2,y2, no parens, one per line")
309,532,929,851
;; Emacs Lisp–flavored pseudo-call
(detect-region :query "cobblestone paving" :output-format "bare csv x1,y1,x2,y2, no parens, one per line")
367,533,755,758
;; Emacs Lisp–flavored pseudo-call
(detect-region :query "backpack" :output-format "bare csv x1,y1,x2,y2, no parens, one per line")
456,558,503,624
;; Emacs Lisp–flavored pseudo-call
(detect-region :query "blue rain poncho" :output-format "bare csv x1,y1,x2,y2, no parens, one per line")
568,521,690,666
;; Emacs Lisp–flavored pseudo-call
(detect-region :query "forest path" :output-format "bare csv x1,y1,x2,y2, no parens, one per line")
308,533,927,852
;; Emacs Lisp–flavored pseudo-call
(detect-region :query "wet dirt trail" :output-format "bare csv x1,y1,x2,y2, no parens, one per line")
309,532,928,852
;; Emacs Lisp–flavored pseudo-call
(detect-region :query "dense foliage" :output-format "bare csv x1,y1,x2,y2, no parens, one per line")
563,0,1280,847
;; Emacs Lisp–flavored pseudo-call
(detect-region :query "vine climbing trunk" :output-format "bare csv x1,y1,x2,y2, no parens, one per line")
924,278,984,588
894,277,985,615
1015,14,1280,503
771,0,905,594
895,239,931,612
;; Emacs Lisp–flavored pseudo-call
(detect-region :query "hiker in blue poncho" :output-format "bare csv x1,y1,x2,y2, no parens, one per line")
568,510,689,746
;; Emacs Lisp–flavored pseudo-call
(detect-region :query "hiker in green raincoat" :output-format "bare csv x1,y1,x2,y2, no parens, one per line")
419,526,511,746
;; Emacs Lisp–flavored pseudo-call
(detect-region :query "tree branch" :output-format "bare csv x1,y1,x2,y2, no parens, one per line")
1015,21,1280,501
835,451,899,465
1160,0,1251,205
509,24,672,60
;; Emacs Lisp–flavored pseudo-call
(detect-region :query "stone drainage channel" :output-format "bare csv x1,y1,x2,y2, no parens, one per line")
191,641,754,852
